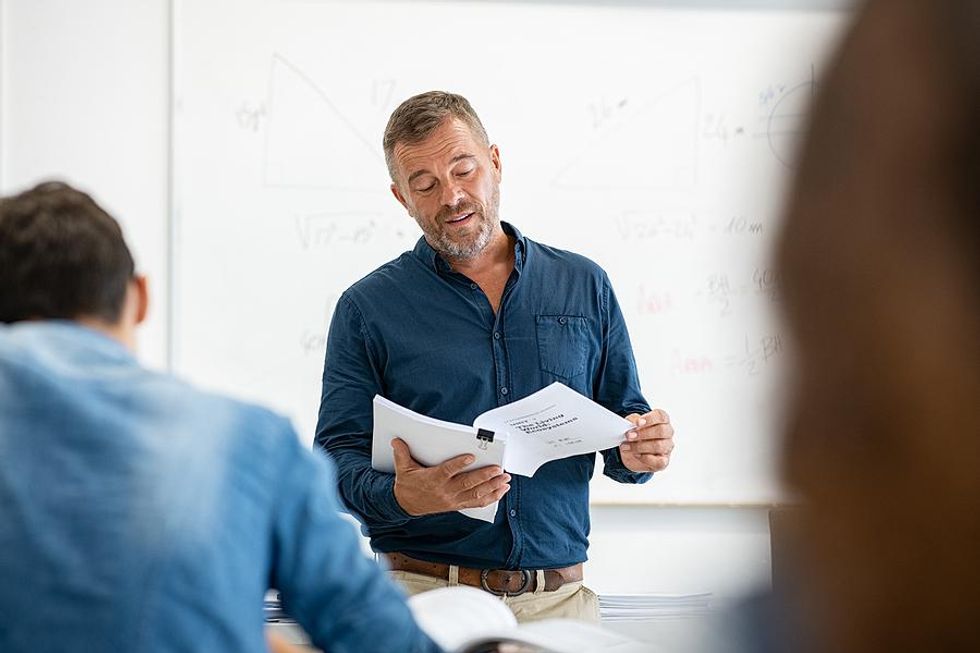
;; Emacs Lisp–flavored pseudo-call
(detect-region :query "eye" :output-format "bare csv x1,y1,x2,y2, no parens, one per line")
456,168,474,178
413,182,436,193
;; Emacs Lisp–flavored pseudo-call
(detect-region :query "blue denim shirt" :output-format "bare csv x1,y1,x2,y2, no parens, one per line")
316,223,651,570
0,322,439,653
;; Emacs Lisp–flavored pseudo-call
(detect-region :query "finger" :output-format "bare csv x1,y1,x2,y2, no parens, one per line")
628,424,674,444
638,453,670,472
455,466,508,492
391,438,421,471
437,452,478,479
267,630,304,653
456,473,510,503
459,482,511,509
621,438,674,456
624,414,644,441
624,413,643,427
643,409,670,426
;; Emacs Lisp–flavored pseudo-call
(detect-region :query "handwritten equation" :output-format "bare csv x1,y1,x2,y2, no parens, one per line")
294,212,412,250
617,211,764,242
696,267,781,317
725,334,783,376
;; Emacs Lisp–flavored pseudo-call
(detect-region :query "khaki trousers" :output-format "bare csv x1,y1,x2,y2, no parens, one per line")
389,569,601,624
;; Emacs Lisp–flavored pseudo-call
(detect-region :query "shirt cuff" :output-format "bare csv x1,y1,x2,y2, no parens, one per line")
603,446,654,484
377,473,415,524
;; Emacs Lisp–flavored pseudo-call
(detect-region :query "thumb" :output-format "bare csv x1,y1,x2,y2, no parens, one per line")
624,413,643,427
391,438,419,472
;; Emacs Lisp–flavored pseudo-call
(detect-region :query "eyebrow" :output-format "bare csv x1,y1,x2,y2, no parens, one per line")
406,153,476,185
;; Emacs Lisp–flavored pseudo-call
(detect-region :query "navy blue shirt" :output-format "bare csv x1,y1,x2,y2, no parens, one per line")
316,223,651,570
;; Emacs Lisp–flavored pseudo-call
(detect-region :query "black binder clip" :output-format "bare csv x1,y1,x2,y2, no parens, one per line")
476,429,495,450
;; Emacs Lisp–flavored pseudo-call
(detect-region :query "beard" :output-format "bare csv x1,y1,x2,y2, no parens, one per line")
415,184,500,261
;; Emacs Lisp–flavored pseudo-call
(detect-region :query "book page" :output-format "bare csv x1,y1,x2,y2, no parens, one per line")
372,396,506,522
408,587,650,653
408,587,518,651
474,383,633,477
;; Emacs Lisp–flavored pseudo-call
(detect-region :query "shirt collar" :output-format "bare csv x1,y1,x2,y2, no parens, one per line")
3,320,137,367
412,221,527,274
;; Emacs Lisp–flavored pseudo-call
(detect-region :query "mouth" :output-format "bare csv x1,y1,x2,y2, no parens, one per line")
445,211,475,225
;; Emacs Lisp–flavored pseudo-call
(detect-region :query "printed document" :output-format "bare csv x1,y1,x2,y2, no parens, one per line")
372,382,633,522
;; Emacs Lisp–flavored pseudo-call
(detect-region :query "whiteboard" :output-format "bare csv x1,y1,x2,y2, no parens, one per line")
174,0,845,505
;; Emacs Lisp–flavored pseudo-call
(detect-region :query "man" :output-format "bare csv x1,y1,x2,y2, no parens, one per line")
316,92,675,623
0,182,440,653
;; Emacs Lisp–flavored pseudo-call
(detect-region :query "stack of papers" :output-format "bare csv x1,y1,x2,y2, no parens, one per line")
264,591,291,623
599,593,714,622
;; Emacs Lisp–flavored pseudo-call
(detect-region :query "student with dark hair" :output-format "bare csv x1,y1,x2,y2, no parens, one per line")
738,0,980,651
0,181,441,652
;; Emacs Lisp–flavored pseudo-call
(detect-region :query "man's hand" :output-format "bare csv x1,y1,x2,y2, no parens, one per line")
391,438,511,516
619,409,674,473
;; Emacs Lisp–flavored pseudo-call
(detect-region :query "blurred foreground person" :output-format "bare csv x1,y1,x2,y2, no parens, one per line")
0,181,440,653
756,0,980,651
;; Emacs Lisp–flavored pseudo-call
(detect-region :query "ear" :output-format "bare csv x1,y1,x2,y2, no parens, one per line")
132,275,149,326
390,182,410,212
489,144,502,182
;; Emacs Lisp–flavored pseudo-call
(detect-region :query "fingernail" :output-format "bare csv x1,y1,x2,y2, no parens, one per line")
638,419,647,426
621,444,631,451
627,431,638,440
465,456,475,464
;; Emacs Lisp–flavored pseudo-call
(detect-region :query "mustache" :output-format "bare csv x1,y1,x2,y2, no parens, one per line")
436,201,482,223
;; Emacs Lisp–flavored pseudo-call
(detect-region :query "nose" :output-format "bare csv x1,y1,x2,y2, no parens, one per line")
439,179,465,209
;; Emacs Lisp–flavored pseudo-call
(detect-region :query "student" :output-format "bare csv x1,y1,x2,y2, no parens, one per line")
315,91,675,623
0,181,441,653
741,0,980,651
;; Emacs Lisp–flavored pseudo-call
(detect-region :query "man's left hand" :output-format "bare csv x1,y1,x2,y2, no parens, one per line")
619,409,674,473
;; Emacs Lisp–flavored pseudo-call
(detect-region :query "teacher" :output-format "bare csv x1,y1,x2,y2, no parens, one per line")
315,91,674,622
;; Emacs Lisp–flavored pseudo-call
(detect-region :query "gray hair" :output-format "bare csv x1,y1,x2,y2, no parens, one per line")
382,91,490,183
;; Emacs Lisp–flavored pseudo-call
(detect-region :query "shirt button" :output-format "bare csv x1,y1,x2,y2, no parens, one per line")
493,332,501,340
470,283,478,290
509,509,517,517
500,387,509,395
558,316,567,325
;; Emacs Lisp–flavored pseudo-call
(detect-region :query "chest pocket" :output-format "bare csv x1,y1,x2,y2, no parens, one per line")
535,314,592,379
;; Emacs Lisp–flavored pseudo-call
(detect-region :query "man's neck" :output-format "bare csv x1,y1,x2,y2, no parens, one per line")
444,225,514,278
76,316,137,352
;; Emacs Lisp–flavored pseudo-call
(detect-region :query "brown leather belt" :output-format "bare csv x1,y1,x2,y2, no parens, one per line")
385,552,583,597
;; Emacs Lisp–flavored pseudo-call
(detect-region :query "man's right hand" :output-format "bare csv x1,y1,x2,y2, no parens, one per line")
391,438,511,516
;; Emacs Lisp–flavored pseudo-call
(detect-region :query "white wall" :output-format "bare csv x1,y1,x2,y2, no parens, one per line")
0,0,170,368
0,0,771,602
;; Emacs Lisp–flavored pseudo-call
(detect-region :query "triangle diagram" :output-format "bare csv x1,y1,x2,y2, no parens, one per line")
553,78,700,191
263,54,383,190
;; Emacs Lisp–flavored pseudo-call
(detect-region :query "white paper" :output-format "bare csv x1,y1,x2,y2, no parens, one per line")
372,396,506,522
371,383,633,523
475,383,633,477
408,587,649,653
408,586,517,651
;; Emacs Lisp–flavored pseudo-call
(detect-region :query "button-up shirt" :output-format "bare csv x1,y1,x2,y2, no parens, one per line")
316,223,651,570
0,322,438,653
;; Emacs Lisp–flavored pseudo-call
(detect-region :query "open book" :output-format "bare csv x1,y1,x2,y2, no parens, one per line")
372,382,633,522
408,586,650,653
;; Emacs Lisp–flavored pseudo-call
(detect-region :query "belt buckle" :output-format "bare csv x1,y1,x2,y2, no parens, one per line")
480,568,532,597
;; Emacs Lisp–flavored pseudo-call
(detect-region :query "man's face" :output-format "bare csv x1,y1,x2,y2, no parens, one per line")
390,118,502,260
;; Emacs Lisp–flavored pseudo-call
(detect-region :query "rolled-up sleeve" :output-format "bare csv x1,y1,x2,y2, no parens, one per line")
315,293,413,526
594,275,653,485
